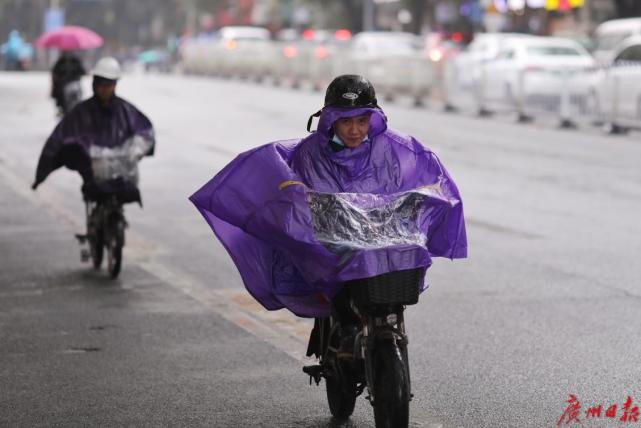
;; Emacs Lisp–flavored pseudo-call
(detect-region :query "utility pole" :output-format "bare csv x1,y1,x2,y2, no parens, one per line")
363,0,375,31
185,0,197,35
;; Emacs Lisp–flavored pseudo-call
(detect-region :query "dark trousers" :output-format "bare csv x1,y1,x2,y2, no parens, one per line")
305,286,360,358
332,285,360,327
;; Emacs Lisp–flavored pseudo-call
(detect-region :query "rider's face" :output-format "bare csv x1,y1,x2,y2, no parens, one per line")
333,114,371,148
95,82,116,104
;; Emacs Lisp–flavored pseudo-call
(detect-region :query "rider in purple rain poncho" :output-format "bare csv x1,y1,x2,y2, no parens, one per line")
190,75,467,326
32,57,155,203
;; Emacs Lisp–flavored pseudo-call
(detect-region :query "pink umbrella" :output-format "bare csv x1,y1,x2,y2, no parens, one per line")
35,25,103,51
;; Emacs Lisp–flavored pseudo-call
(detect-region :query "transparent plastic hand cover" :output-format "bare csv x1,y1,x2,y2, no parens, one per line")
89,135,152,184
307,187,439,251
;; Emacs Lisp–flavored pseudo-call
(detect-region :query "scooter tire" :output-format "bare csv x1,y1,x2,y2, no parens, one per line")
373,341,410,428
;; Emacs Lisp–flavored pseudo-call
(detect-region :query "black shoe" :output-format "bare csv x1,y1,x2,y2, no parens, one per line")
302,364,323,385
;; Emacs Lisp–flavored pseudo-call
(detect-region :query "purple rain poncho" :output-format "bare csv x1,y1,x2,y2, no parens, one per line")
190,106,466,318
33,95,155,189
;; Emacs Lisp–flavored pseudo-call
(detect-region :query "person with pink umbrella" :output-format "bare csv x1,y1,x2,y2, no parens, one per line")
35,25,103,116
35,25,103,51
50,51,85,116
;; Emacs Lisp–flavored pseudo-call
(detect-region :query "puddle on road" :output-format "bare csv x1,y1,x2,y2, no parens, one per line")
60,347,101,354
89,324,118,331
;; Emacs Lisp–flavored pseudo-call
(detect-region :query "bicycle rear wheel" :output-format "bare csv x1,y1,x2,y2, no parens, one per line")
90,230,103,269
373,341,410,428
87,205,103,269
323,318,357,420
325,355,357,420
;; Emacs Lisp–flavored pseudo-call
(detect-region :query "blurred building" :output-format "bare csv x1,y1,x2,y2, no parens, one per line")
427,0,620,36
0,0,189,52
0,0,629,54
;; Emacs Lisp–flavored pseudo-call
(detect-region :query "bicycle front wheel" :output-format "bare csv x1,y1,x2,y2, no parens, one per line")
107,235,122,278
373,341,410,428
106,219,124,279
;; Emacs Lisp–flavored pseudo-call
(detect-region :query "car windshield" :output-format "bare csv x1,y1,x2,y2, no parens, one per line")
526,46,582,56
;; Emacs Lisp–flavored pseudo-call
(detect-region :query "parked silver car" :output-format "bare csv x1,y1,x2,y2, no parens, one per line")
442,32,534,114
593,18,641,64
480,36,594,120
269,29,351,89
592,35,641,133
337,31,433,106
180,26,271,79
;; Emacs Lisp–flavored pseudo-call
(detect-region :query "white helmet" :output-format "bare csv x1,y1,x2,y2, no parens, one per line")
92,57,121,80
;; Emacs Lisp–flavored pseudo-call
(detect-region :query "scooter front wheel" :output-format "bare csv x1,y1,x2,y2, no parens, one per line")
373,341,410,428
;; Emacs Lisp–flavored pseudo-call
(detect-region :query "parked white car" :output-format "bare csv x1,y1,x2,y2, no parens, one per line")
180,26,271,79
442,32,534,114
306,29,352,91
592,35,641,133
593,18,641,64
180,34,217,75
337,31,433,105
480,36,594,120
214,26,271,79
269,29,351,89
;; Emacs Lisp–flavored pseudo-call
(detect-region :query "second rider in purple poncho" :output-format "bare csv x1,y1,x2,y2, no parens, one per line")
33,57,155,200
191,75,467,351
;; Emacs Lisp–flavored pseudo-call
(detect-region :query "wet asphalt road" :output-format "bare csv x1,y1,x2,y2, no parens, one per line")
1,71,640,427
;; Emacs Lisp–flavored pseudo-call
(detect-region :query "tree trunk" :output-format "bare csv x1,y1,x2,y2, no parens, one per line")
342,0,364,33
614,0,641,18
407,0,426,35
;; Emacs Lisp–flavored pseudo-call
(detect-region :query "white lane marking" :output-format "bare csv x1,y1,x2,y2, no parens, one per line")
0,289,44,298
0,162,313,362
136,258,313,362
0,162,79,230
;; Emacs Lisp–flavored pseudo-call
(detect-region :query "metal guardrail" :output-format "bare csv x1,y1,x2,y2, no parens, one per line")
179,37,435,104
181,37,641,134
442,61,641,133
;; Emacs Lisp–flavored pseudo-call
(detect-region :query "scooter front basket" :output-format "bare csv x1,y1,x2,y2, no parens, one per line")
346,268,423,307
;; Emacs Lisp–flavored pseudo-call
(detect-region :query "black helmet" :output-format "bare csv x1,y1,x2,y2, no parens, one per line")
324,74,378,108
